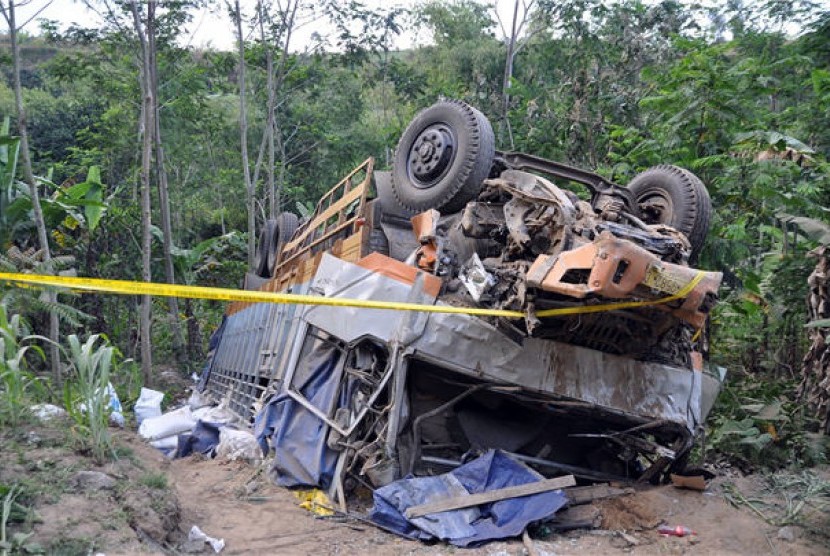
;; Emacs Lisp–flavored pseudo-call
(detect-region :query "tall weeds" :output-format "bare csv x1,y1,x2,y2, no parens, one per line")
0,303,44,427
64,334,116,463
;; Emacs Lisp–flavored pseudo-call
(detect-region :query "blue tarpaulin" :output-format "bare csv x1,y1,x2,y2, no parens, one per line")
253,343,343,488
369,450,568,547
196,316,227,393
175,420,224,459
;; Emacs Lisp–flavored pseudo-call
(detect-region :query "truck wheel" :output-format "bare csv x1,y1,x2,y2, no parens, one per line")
392,100,495,214
626,165,712,261
254,219,278,278
267,212,299,275
365,200,390,256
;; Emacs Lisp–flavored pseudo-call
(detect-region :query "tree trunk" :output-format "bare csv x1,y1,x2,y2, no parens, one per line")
799,246,830,434
233,0,256,268
184,298,203,363
131,0,155,385
501,0,520,150
147,8,185,362
258,3,277,219
2,0,61,383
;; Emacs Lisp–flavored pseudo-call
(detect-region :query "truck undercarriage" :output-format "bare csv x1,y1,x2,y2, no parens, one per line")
199,100,724,510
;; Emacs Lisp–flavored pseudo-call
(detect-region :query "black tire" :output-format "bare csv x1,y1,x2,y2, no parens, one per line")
626,165,712,261
267,212,299,275
392,99,495,213
368,228,390,256
365,200,390,256
254,219,278,278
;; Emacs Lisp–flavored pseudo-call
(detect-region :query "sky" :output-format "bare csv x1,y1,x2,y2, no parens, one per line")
13,0,527,52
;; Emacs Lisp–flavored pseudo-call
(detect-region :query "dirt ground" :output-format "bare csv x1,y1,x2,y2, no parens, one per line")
2,419,829,555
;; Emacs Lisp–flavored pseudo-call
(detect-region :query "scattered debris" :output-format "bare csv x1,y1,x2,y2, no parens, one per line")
670,473,708,491
105,382,125,427
139,406,196,443
658,525,696,537
544,504,602,532
369,451,569,547
294,489,335,516
188,525,225,553
134,387,164,426
191,404,235,425
403,474,575,519
175,420,223,458
29,403,66,421
566,484,635,505
188,390,213,411
215,428,260,462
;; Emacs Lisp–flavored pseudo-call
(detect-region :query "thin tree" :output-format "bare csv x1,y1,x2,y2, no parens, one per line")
129,0,155,384
1,0,61,383
254,0,302,219
147,3,185,361
495,0,539,149
230,0,256,268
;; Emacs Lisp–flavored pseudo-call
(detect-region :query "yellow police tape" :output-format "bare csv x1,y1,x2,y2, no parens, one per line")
0,270,705,320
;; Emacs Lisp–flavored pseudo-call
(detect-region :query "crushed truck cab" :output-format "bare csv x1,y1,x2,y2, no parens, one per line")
198,100,724,509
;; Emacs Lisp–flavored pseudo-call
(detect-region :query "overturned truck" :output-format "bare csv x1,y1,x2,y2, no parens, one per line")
199,100,724,507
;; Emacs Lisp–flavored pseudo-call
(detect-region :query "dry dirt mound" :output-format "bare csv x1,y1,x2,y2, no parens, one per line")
0,420,181,554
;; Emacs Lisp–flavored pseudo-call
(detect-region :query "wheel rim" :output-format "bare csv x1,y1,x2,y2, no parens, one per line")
637,189,674,225
407,123,456,189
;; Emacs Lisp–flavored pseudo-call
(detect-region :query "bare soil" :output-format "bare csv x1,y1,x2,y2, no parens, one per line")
2,419,829,555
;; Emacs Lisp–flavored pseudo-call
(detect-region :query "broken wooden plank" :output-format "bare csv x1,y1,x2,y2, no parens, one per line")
404,475,576,519
564,484,634,505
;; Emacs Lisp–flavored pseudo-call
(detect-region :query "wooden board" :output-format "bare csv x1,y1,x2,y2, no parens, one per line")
403,475,576,519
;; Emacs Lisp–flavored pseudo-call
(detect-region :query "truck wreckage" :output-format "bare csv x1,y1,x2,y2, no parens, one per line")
198,100,724,512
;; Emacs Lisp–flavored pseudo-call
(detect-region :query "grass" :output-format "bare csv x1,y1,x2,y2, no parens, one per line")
723,470,830,536
138,472,168,490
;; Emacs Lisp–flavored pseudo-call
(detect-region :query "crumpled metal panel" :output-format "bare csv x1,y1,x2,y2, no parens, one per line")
304,254,437,344
410,318,703,428
305,254,711,431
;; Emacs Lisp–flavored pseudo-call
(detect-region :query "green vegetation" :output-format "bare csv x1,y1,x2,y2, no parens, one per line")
62,334,118,464
0,0,828,471
0,302,45,428
138,472,167,490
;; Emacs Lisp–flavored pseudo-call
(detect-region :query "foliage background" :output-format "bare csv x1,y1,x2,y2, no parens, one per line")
2,0,830,466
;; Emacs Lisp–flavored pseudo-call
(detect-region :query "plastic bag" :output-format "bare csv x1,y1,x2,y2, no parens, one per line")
188,525,225,553
192,405,235,425
187,390,212,410
107,383,125,427
215,428,260,462
30,404,67,421
134,387,164,426
138,406,196,441
150,435,179,451
76,382,124,427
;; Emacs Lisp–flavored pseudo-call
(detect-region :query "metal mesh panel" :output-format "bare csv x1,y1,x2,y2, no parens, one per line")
205,282,311,422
